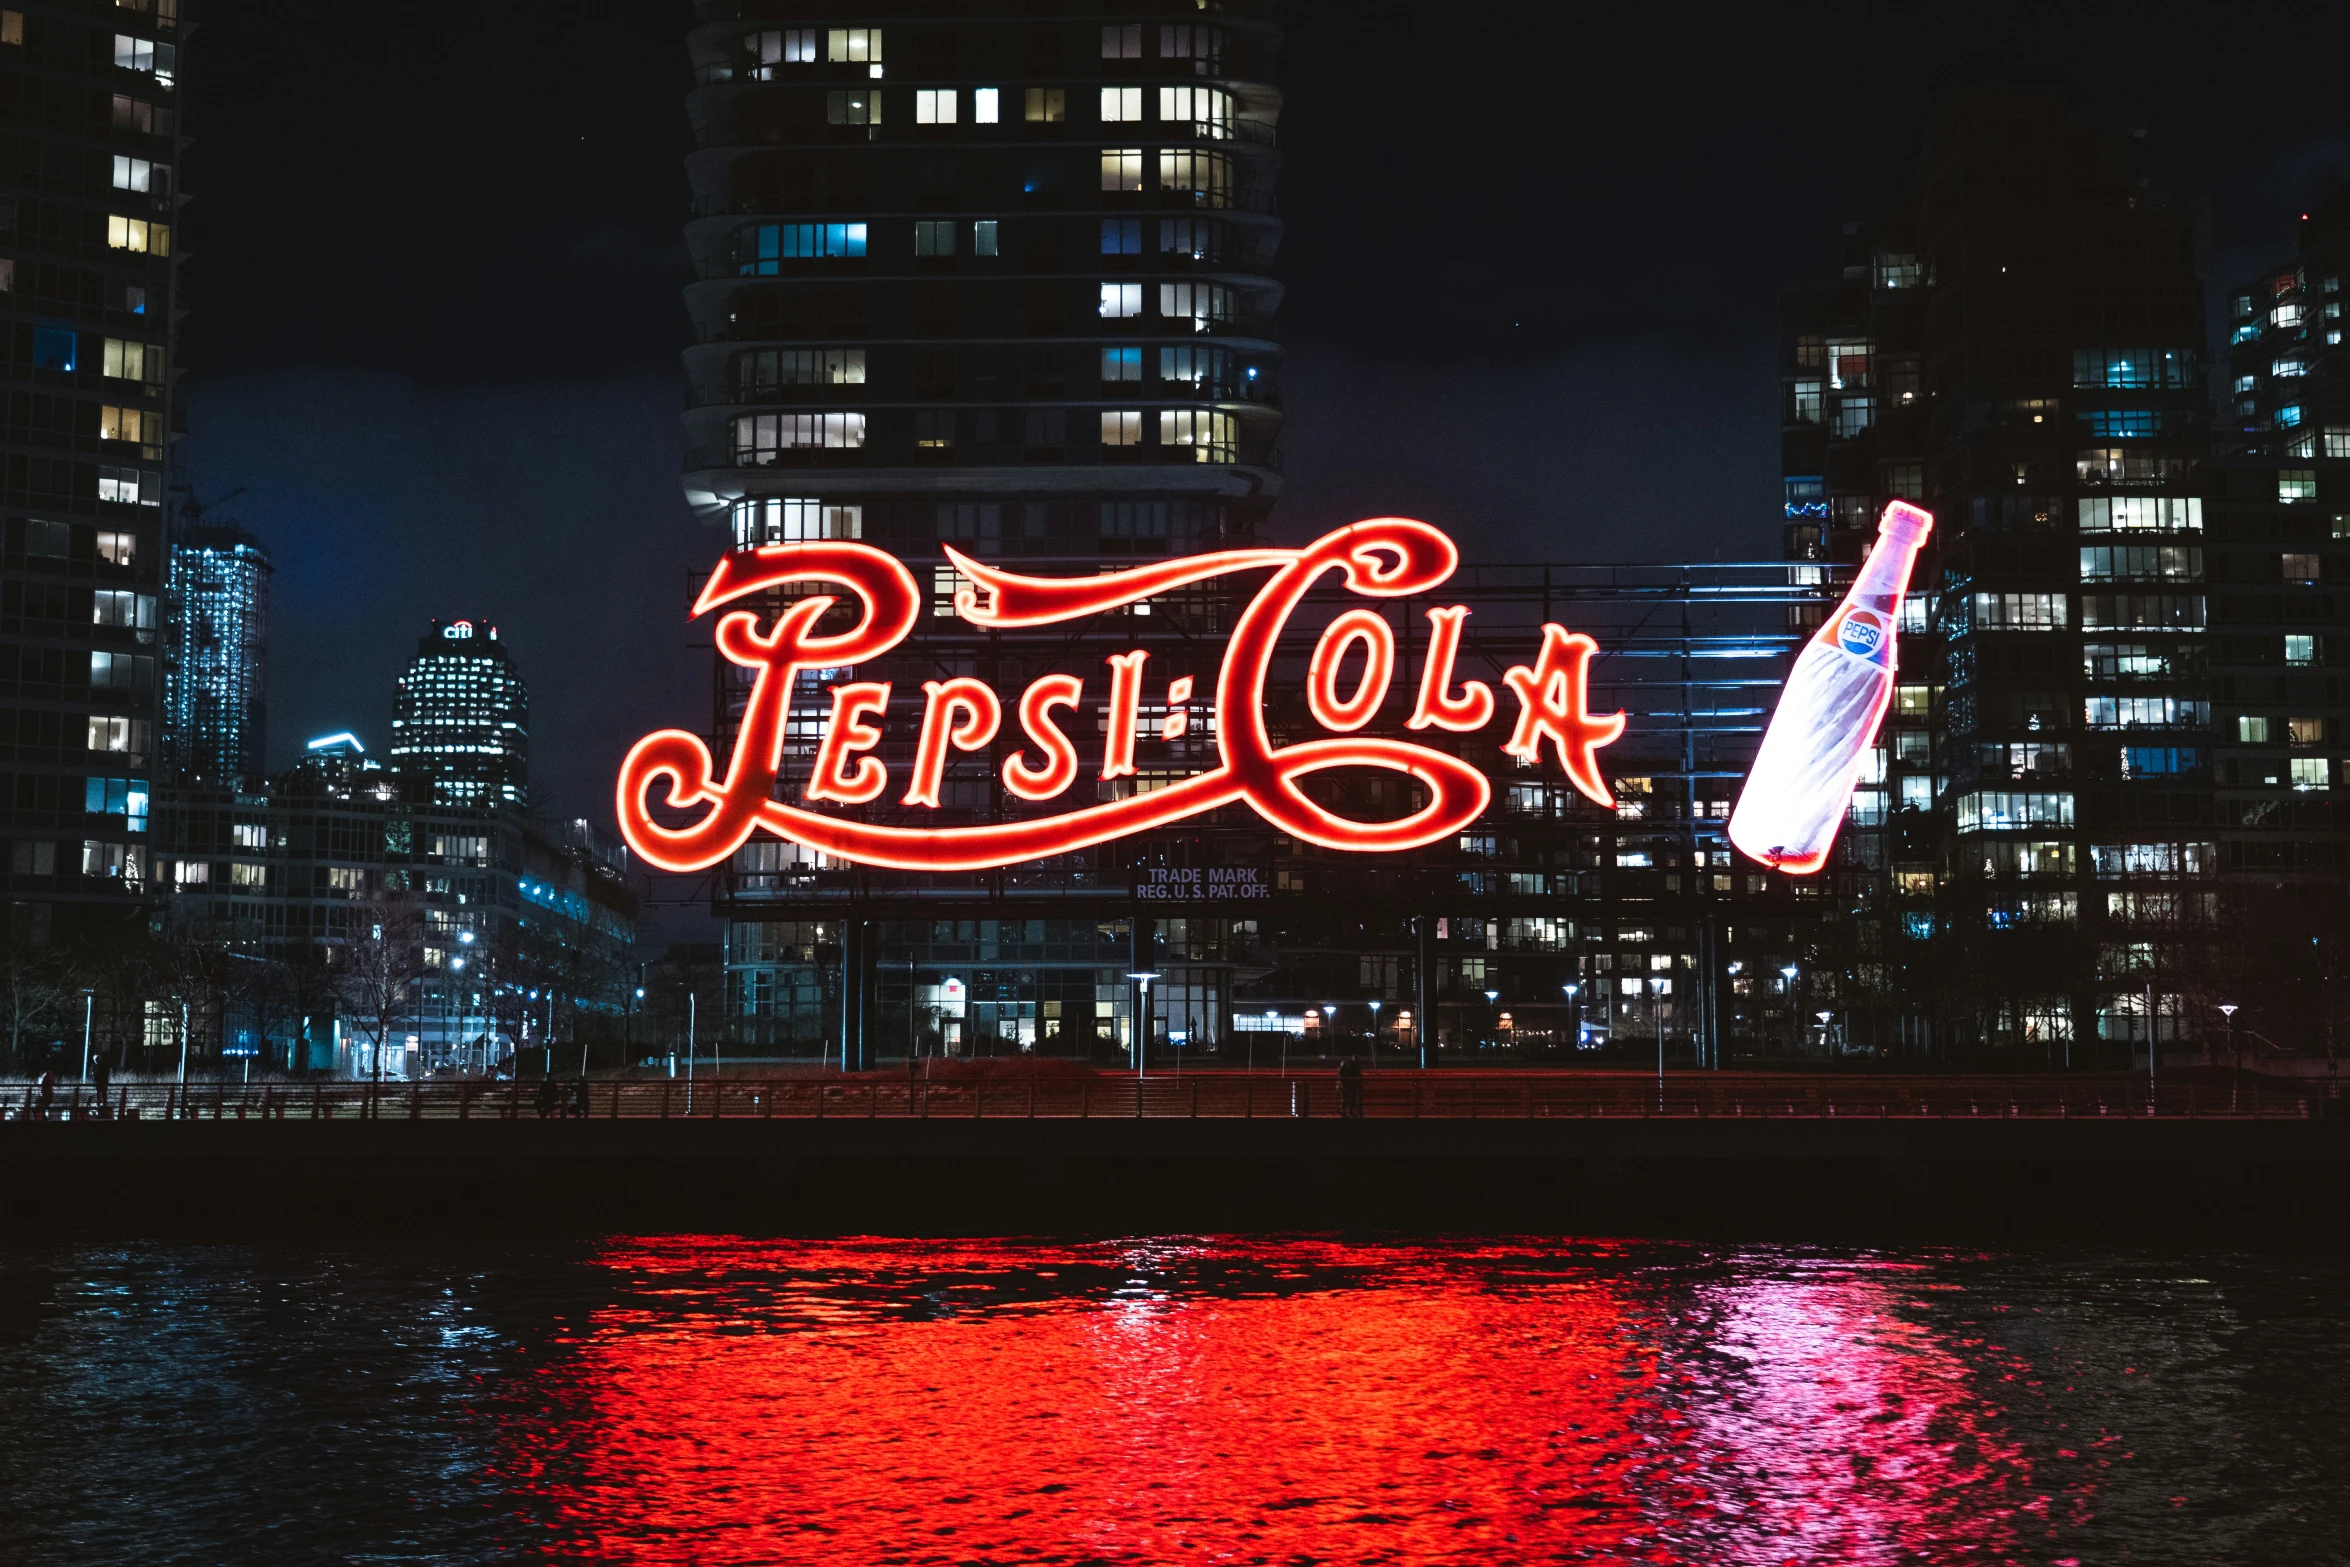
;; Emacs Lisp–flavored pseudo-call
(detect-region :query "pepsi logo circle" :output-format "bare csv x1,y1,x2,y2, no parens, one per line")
1837,613,1885,659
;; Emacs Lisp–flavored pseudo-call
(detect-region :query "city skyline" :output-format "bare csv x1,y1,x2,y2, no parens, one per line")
168,1,2350,828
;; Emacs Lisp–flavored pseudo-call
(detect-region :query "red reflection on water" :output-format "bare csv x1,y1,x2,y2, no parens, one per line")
486,1240,2048,1564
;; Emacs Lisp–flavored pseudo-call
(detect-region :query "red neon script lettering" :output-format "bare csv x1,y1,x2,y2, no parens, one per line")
1501,625,1626,809
1306,609,1395,732
1003,675,1083,801
903,678,1001,808
1408,605,1496,732
616,519,1614,873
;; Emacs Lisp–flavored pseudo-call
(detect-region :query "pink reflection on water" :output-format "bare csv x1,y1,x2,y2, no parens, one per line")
485,1239,2065,1564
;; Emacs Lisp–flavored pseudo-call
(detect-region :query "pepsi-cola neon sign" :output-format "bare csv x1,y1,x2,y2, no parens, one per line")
616,518,1626,875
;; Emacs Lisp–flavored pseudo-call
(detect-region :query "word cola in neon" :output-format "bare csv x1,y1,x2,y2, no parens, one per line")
616,519,1626,874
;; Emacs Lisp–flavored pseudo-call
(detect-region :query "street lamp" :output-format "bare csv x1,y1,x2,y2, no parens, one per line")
1780,964,1800,1058
2220,1002,2240,1110
1126,971,1158,1081
1367,998,1381,1059
1562,983,1580,1052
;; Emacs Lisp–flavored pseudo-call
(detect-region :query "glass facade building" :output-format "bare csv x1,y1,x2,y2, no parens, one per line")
163,520,270,789
1783,88,2214,1056
2208,191,2350,929
0,0,181,936
388,619,529,808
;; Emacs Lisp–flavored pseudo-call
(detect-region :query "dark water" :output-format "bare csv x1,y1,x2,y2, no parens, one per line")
2,1238,2346,1565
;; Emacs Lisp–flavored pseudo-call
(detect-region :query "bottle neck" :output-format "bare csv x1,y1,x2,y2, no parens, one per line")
1846,529,1925,605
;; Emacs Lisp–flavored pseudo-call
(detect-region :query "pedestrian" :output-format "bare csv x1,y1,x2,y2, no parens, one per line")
535,1076,558,1119
91,1050,112,1110
35,1069,56,1121
1338,1057,1363,1119
572,1075,591,1119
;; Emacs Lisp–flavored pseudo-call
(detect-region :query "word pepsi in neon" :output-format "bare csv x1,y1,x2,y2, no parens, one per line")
616,519,1625,874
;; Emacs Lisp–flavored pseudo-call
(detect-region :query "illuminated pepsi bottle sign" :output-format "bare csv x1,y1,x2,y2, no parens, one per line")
1727,501,1933,874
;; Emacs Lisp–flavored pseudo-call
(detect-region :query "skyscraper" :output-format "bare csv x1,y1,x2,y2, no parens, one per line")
2209,193,2349,920
1783,88,2212,1057
682,3,1286,1050
0,0,182,934
164,518,270,789
388,619,529,807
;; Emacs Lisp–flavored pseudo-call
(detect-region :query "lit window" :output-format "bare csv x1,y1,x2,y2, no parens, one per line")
733,413,865,463
1100,86,1141,122
1159,85,1232,137
2283,552,2320,583
1159,408,1234,462
2290,758,2331,792
1100,148,1142,192
2279,470,2318,503
1159,280,1231,330
0,13,18,47
1101,22,1141,58
111,155,157,193
1099,283,1142,319
914,88,956,124
914,220,955,256
2289,718,2325,746
2274,357,2310,378
1157,148,1232,205
1024,88,1064,123
1788,380,1821,424
1101,217,1141,254
1831,396,1874,438
1969,592,2069,631
99,404,158,450
2071,347,2198,389
2286,635,2315,666
1825,338,1871,389
826,89,880,126
973,219,998,257
825,27,881,67
974,87,999,123
736,222,865,272
1101,411,1141,447
1101,347,1140,382
97,467,151,506
106,214,167,254
96,531,134,566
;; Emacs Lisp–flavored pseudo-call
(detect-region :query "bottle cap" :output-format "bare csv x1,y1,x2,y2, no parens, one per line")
1879,501,1933,544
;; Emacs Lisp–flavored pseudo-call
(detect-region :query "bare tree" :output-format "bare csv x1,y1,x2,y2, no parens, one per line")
338,897,426,1095
0,922,75,1073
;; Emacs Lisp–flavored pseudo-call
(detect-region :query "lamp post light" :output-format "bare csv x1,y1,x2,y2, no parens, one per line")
78,987,94,1084
1563,982,1581,1052
1320,1003,1335,1061
1653,977,1668,1098
1367,999,1381,1061
2220,1002,2240,1110
1780,964,1800,1057
1482,989,1498,1051
1126,972,1158,1082
1816,1009,1834,1057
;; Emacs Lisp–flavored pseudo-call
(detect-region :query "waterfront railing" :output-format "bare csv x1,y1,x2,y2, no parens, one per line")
4,1073,2335,1124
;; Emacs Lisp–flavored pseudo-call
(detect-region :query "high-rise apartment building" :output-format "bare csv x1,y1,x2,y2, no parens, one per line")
1783,89,2212,1058
682,3,1286,1049
388,619,529,807
2209,192,2350,922
0,0,182,936
164,518,270,788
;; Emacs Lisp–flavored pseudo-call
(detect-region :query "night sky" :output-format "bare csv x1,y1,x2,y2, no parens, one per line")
177,0,2350,832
